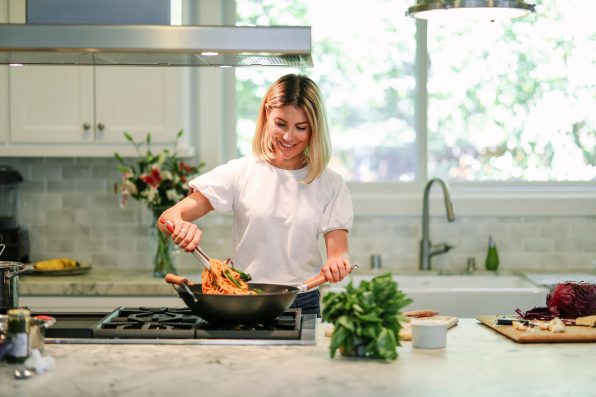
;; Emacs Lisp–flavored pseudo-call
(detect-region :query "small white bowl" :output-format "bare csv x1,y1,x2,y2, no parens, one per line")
411,319,448,349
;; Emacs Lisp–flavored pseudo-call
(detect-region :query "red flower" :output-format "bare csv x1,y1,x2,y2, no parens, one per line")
179,161,193,174
140,167,162,188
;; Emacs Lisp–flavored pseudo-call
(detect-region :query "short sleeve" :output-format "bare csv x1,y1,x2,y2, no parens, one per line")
188,158,243,213
319,174,353,235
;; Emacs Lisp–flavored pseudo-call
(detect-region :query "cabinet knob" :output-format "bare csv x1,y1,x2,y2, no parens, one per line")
97,123,105,131
83,122,91,130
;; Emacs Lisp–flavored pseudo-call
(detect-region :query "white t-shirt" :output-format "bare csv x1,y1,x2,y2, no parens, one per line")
189,155,353,285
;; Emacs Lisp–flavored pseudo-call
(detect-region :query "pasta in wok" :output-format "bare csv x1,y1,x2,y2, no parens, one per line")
202,258,260,295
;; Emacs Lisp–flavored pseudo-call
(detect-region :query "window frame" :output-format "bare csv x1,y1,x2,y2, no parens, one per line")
193,0,596,217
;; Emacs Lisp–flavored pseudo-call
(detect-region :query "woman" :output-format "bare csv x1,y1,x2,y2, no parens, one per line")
158,74,353,316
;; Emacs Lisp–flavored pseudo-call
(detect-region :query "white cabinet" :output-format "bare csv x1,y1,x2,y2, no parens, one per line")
9,66,187,150
2,0,192,157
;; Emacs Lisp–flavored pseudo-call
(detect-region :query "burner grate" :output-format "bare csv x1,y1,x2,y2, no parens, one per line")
92,307,303,340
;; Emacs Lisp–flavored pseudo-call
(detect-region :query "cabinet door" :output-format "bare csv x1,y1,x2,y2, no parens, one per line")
9,66,94,143
95,67,185,144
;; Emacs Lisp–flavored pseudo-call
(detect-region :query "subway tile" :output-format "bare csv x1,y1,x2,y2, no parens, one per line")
582,241,596,253
555,239,583,252
45,209,77,224
539,224,570,239
523,239,555,252
47,180,75,193
62,195,90,209
567,255,596,270
73,179,108,193
74,238,106,253
62,165,92,179
510,225,539,238
538,254,568,268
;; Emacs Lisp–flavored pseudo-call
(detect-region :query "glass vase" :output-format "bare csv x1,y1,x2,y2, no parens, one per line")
150,207,177,278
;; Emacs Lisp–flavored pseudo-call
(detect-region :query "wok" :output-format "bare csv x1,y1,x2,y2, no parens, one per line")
174,282,300,325
165,265,358,325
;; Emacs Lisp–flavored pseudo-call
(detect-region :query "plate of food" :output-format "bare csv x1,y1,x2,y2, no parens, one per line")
30,258,92,276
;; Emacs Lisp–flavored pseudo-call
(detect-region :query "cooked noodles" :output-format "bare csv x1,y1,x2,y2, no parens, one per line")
201,258,258,295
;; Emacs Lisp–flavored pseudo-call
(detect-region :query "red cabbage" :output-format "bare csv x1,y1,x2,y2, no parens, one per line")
546,281,596,318
517,281,596,320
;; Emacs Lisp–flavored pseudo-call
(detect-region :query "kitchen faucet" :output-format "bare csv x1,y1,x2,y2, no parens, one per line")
419,178,455,271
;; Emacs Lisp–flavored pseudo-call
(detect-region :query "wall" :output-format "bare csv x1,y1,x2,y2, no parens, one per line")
4,157,596,274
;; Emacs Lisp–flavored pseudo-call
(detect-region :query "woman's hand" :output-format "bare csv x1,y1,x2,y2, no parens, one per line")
322,229,351,283
156,191,214,252
172,220,202,252
320,254,352,283
161,218,202,252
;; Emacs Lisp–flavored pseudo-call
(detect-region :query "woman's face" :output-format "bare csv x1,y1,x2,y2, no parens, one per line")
267,105,311,170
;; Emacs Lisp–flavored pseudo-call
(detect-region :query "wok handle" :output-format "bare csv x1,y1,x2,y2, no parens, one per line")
164,273,190,286
164,273,198,303
297,263,360,292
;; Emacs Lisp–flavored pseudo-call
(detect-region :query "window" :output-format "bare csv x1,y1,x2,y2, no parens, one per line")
236,0,416,182
235,0,595,183
427,1,596,181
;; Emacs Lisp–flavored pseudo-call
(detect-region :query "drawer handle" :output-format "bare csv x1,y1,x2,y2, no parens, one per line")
97,123,105,131
82,122,90,130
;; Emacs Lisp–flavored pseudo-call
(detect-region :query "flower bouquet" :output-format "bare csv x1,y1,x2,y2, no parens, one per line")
114,130,203,276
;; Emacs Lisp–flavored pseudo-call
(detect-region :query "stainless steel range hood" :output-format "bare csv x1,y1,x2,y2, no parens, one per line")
0,24,313,67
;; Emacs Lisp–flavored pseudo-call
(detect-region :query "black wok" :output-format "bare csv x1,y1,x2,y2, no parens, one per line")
165,265,359,325
173,282,300,325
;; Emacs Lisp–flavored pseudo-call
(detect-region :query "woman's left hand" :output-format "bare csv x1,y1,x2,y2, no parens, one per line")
320,255,352,283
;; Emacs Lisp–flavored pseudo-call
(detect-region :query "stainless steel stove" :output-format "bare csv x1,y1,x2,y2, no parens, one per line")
39,307,317,345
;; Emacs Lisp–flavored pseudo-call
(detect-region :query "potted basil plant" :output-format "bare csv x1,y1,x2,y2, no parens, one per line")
322,273,412,360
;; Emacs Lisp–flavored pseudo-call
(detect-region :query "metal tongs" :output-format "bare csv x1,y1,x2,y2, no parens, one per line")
161,219,211,271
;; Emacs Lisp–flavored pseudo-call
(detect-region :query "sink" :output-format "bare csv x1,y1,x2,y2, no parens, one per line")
524,273,596,288
374,274,539,289
324,273,549,318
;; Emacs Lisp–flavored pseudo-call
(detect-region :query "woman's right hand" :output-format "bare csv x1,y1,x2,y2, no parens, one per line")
156,191,214,253
161,218,203,252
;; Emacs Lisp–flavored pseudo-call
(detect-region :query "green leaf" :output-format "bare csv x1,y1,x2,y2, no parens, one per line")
375,328,397,360
329,325,351,358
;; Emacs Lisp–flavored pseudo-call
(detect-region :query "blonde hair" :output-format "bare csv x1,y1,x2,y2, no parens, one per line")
252,74,331,184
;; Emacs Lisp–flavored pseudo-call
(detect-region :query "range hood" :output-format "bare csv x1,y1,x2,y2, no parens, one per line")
0,24,313,67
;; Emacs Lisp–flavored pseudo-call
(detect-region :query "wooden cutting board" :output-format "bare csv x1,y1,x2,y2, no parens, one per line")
399,315,459,341
477,315,596,343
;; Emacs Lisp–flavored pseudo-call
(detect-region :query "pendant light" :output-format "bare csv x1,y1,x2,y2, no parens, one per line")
406,0,536,21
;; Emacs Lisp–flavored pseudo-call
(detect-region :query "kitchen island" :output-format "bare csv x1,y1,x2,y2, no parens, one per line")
1,319,594,397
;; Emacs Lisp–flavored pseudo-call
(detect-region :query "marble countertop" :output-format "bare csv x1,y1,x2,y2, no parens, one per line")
1,319,594,397
21,268,189,296
20,268,594,297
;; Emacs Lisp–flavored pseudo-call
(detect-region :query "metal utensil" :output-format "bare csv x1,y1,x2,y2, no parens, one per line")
161,219,211,271
14,368,35,380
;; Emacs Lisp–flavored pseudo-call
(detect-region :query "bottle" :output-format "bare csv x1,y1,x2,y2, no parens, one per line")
6,308,31,363
485,235,499,271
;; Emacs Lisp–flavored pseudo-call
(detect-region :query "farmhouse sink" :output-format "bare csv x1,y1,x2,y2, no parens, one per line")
324,272,549,318
523,273,596,288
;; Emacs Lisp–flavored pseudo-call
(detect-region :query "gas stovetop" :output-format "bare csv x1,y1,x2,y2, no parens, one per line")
39,307,317,345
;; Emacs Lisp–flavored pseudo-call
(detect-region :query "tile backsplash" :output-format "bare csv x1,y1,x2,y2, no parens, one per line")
4,158,596,274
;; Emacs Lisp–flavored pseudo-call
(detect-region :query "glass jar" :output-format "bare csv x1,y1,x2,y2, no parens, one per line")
6,308,30,363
